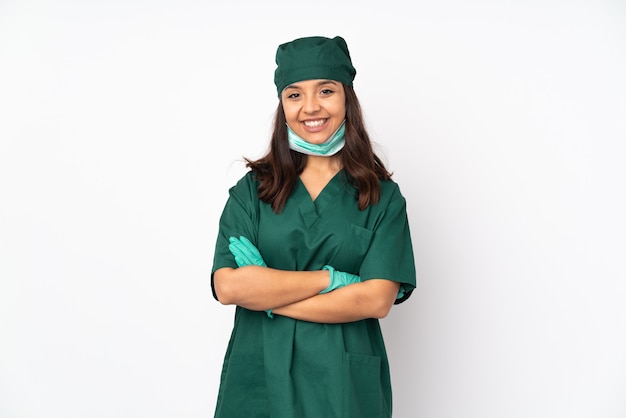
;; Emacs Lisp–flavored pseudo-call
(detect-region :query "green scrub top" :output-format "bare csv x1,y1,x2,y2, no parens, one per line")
211,170,416,418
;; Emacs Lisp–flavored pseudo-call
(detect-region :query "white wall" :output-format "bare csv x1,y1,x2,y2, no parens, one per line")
1,1,625,417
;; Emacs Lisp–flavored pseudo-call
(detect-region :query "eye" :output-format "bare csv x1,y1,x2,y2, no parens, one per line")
286,92,300,99
320,89,334,95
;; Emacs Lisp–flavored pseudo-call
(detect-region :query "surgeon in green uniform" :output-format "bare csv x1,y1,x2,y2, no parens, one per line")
211,35,417,418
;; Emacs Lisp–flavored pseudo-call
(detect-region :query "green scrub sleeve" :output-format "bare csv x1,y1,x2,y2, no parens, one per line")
210,173,260,301
359,183,416,304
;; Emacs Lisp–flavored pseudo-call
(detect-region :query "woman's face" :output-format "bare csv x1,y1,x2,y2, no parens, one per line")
281,79,346,144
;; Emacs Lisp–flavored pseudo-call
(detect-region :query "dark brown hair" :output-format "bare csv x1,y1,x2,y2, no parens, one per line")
245,85,392,213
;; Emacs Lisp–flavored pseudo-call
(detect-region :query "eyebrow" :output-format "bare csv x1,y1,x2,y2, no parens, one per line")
284,80,338,90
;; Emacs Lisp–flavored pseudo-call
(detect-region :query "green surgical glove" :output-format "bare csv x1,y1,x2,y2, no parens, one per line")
228,236,267,267
321,265,407,300
228,236,273,318
320,265,361,294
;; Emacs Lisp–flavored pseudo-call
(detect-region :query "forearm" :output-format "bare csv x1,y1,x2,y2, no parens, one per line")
272,279,400,323
213,266,330,311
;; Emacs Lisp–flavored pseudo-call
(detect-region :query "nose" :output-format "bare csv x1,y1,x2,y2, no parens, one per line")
302,94,321,114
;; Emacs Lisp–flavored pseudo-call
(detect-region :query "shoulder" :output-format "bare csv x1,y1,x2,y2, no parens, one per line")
378,178,406,206
228,171,260,201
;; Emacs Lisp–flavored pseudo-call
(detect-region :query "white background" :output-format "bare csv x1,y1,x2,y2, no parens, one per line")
1,1,625,417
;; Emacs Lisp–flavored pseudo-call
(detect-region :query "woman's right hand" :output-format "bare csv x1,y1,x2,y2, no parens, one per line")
320,265,361,293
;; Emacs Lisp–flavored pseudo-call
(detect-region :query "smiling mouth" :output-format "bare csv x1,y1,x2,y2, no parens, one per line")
302,119,327,128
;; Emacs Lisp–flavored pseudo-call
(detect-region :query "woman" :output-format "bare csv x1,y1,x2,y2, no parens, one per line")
211,35,416,418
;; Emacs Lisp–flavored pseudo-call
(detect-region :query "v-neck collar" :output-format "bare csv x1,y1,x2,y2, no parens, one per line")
295,170,347,228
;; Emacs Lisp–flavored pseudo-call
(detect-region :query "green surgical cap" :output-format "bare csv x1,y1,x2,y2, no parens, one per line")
274,36,357,96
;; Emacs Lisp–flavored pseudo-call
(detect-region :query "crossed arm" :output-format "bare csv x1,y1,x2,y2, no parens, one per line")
213,237,400,323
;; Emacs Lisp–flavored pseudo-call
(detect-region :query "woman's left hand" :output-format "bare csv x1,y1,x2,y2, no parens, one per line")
228,236,267,267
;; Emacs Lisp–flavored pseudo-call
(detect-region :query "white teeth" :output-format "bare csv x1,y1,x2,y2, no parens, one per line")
303,120,325,127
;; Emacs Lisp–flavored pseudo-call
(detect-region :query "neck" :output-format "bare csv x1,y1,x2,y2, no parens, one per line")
304,154,342,173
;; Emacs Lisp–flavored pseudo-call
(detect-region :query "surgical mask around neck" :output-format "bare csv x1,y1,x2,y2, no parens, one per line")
287,120,346,156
